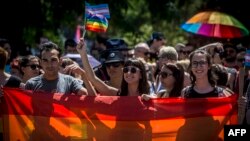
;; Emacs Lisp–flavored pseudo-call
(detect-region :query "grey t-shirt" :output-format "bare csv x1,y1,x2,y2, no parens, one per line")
25,73,83,94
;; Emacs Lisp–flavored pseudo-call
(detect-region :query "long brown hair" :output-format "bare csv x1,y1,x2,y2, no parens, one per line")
120,58,149,96
188,49,216,86
162,63,184,97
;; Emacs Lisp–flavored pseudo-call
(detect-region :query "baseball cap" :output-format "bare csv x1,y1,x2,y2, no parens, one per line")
150,32,165,41
148,32,165,45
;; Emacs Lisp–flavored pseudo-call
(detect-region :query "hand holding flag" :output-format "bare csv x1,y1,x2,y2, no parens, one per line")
84,2,110,33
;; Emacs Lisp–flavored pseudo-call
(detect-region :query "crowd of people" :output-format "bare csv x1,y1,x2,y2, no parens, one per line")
0,31,250,139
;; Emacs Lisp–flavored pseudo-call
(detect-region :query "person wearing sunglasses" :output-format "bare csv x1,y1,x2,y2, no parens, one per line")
181,50,232,98
77,38,150,96
175,43,194,61
142,63,184,100
19,55,42,83
152,46,178,95
103,51,125,89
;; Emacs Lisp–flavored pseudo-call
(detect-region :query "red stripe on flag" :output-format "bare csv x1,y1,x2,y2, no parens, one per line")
3,88,237,120
2,88,238,141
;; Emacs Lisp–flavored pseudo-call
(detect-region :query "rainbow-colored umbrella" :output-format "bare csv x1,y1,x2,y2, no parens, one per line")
181,11,249,38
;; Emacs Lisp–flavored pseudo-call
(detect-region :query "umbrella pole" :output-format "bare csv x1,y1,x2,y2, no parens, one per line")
238,67,247,124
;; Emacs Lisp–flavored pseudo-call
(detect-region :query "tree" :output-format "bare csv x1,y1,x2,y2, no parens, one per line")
0,0,249,57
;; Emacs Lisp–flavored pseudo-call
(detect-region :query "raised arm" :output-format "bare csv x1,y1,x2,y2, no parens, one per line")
198,42,224,55
76,38,118,96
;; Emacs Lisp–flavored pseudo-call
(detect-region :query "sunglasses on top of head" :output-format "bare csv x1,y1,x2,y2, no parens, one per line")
26,64,41,70
123,66,140,74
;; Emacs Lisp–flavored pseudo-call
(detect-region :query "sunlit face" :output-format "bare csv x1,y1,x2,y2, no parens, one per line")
123,66,141,84
134,48,149,60
191,53,209,79
22,58,40,78
41,49,60,77
160,66,175,89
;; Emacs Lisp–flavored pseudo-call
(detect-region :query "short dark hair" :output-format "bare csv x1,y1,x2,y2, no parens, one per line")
19,55,40,75
64,39,77,49
40,41,62,57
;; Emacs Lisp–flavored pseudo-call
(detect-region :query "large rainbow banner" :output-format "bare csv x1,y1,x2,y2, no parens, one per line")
1,88,237,141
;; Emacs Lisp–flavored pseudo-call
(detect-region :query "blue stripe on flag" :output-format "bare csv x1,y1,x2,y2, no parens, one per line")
85,3,110,19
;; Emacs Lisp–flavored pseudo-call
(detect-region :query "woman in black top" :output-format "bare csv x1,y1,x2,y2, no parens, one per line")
181,49,232,98
77,38,149,96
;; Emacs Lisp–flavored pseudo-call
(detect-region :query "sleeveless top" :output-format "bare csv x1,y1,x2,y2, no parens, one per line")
183,85,225,98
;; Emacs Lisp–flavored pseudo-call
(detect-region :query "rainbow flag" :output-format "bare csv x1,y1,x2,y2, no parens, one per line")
2,88,237,141
85,2,110,19
85,13,108,32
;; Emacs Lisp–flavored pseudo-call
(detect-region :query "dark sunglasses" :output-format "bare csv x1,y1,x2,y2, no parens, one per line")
179,50,191,55
192,61,207,68
106,62,122,68
26,64,41,70
160,72,172,79
123,66,140,74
